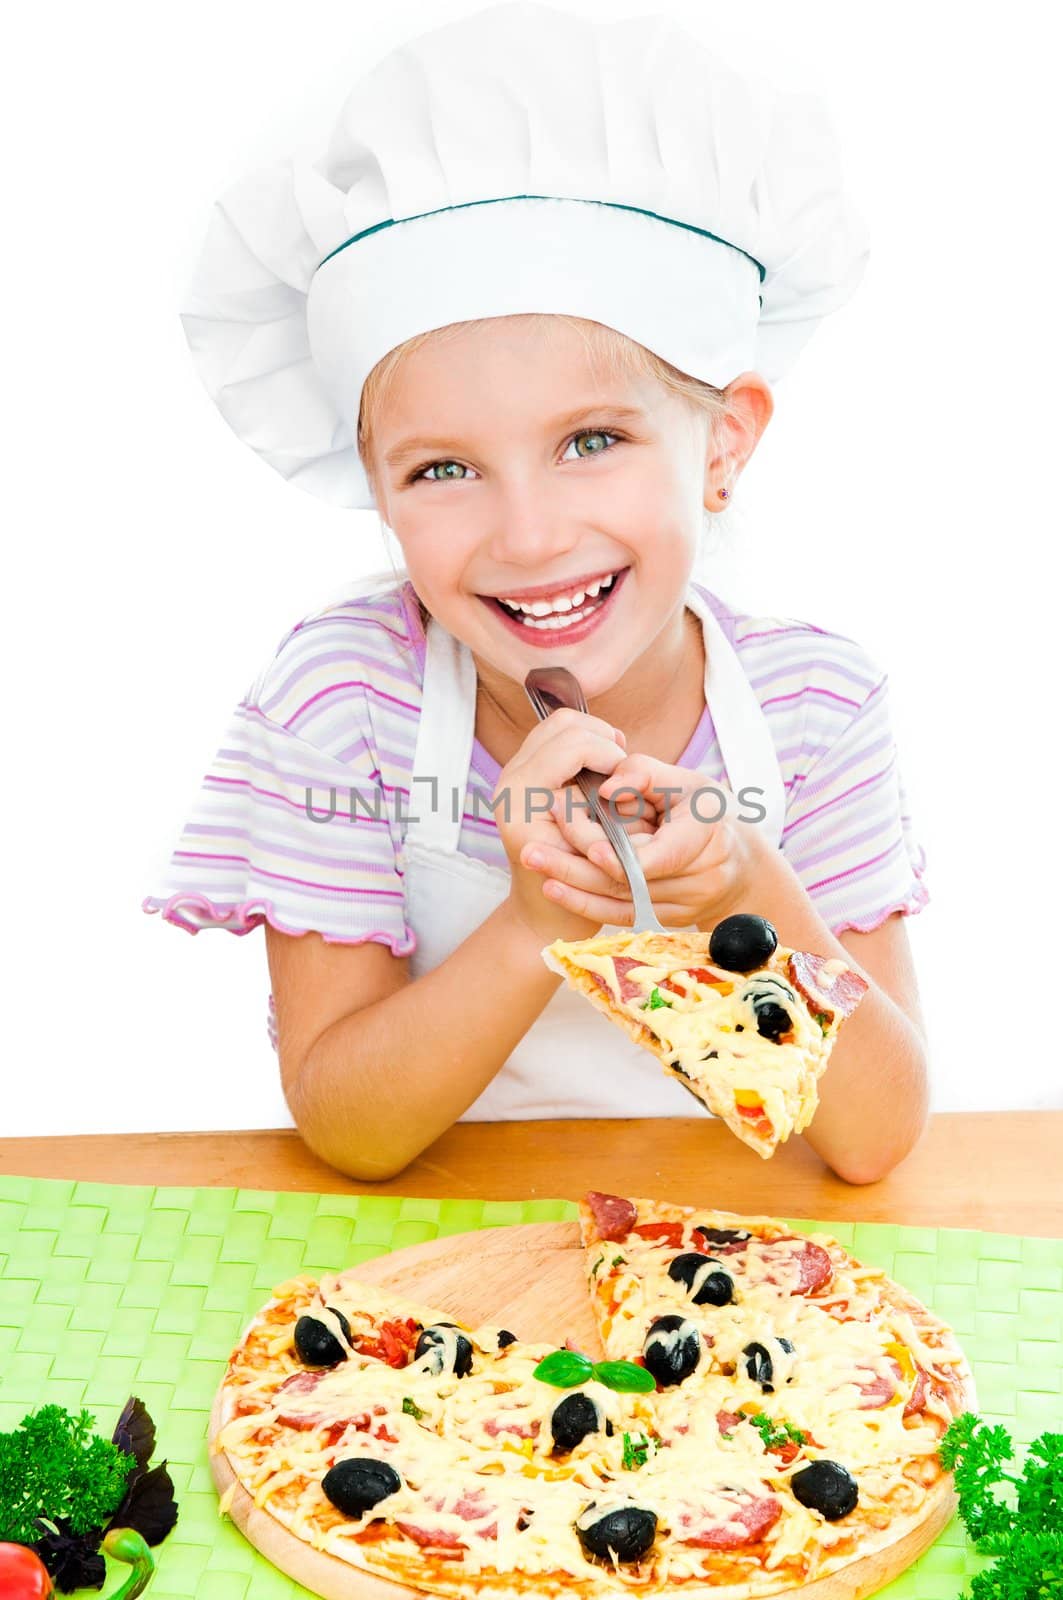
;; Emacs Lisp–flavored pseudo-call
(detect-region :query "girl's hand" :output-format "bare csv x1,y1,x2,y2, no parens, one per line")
520,752,775,929
494,708,647,943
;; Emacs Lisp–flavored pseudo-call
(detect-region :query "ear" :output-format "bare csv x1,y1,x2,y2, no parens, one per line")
703,371,774,507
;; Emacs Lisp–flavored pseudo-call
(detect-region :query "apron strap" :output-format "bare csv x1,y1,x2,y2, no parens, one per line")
408,616,478,851
685,584,788,849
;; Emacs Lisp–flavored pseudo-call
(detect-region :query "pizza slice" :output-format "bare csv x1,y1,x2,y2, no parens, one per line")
578,1190,839,1366
577,1190,974,1494
211,1271,666,1594
541,914,868,1156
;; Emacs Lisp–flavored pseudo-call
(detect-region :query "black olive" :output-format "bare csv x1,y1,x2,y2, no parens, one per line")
667,1253,735,1306
779,1337,795,1354
576,1504,658,1564
755,1000,793,1041
790,1460,859,1520
497,1329,517,1348
708,914,778,973
743,1341,776,1391
694,1224,751,1246
550,1392,604,1453
643,1314,702,1386
321,1457,402,1519
414,1323,473,1378
293,1307,352,1368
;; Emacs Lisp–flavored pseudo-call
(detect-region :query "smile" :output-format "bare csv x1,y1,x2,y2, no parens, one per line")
479,568,630,644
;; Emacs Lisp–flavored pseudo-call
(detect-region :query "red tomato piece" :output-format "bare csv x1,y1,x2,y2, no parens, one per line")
0,1545,54,1599
630,1221,685,1248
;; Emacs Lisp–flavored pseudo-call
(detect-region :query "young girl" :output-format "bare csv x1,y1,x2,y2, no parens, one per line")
144,2,929,1184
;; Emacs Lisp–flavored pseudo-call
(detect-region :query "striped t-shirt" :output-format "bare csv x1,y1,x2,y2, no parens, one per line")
142,576,928,1052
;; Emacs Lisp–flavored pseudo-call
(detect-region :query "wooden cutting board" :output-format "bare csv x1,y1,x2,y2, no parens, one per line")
208,1220,958,1600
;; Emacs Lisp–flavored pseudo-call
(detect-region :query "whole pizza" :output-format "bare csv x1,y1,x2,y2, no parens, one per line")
209,1191,975,1599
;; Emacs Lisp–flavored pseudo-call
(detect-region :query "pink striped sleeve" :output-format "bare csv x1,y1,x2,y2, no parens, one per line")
141,697,416,954
780,675,929,935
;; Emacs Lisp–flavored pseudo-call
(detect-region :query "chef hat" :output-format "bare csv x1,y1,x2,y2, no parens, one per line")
179,1,868,512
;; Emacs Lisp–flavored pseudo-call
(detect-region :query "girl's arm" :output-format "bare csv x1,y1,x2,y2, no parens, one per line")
266,899,569,1182
269,708,638,1180
732,846,929,1185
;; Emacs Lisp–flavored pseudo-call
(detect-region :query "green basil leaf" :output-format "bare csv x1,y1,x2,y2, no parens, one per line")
592,1359,657,1393
533,1350,595,1388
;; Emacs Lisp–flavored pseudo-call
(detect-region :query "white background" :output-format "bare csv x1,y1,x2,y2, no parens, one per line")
3,0,1060,1136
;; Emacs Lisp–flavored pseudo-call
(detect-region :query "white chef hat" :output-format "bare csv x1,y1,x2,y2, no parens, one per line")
180,0,868,512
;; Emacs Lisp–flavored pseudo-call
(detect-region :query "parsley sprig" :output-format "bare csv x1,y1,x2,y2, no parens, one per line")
0,1405,133,1544
0,1397,178,1593
938,1412,1062,1598
748,1413,807,1452
621,1431,650,1470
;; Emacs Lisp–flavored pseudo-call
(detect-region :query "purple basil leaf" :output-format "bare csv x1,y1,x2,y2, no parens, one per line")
111,1395,156,1472
107,1458,179,1546
33,1519,107,1593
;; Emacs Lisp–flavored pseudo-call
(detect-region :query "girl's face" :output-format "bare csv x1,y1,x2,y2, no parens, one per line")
369,317,719,699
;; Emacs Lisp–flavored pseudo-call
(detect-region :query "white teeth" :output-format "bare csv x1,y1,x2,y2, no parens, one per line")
499,571,618,617
518,605,593,631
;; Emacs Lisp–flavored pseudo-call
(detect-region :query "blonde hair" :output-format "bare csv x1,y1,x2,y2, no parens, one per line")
355,313,741,633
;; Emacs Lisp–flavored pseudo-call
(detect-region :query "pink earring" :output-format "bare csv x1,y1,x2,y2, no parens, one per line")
719,486,730,500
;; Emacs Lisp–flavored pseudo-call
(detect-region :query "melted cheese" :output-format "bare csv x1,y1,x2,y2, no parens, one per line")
217,1228,970,1593
563,944,838,1151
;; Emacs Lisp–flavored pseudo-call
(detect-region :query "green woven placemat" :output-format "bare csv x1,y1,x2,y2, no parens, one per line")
0,1176,1060,1599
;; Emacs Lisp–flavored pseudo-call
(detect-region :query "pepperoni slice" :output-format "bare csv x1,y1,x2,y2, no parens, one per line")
679,1495,781,1549
275,1409,327,1431
454,1489,498,1527
586,1191,638,1241
903,1367,929,1418
483,1415,540,1439
716,1409,743,1434
275,1370,326,1398
396,1522,468,1554
630,1221,685,1248
787,952,868,1023
854,1360,902,1408
762,1238,834,1295
611,956,651,1001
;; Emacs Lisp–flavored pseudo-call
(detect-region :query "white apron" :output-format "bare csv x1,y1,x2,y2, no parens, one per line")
401,580,787,1120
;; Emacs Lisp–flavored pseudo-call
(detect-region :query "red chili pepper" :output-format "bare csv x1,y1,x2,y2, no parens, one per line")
0,1543,55,1599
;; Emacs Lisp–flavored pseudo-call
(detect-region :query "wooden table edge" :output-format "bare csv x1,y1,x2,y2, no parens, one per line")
1,1111,1060,1237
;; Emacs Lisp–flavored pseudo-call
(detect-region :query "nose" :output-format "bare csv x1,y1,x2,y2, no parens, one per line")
482,474,581,571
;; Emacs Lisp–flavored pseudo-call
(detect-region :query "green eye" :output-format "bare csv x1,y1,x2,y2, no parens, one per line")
569,430,618,459
425,461,468,481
